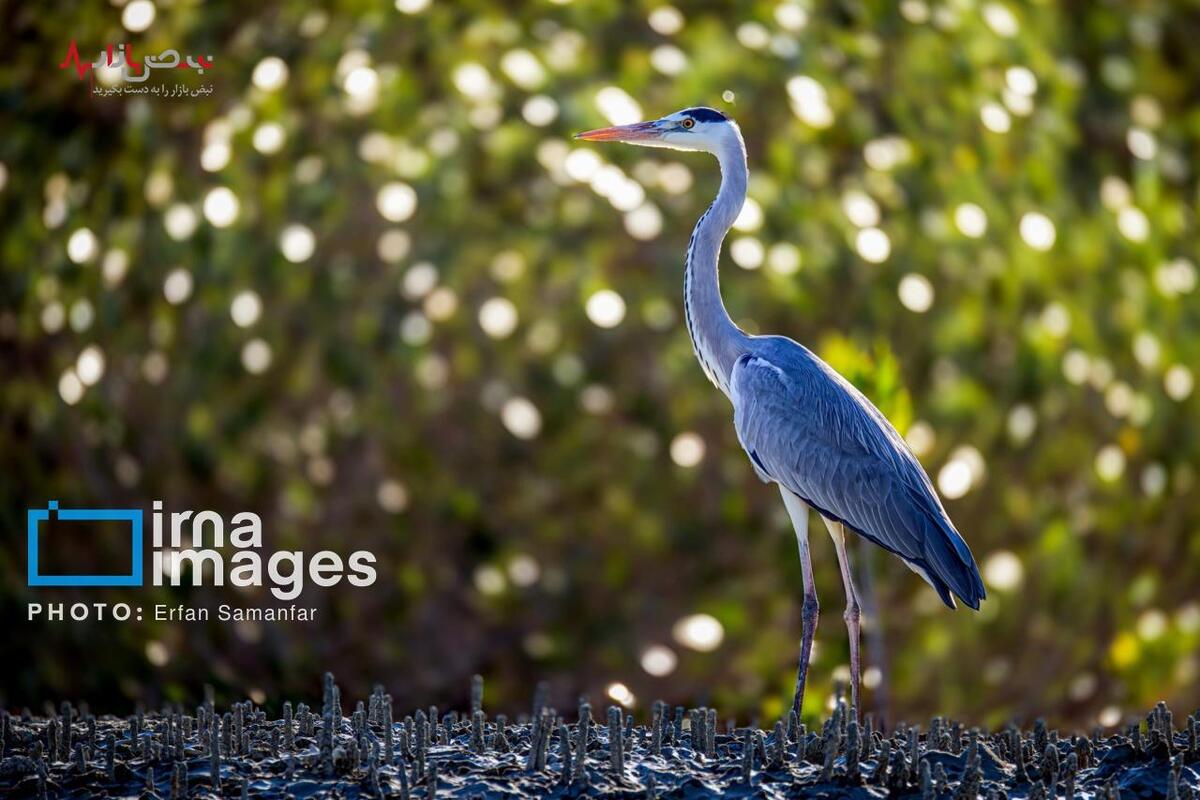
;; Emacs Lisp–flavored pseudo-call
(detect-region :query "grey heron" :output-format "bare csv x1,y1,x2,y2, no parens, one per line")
576,107,986,716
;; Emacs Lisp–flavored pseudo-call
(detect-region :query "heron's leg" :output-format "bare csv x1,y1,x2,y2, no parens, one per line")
780,488,818,718
823,517,862,713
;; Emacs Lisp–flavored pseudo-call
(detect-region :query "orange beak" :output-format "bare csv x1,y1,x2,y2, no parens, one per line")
574,121,660,142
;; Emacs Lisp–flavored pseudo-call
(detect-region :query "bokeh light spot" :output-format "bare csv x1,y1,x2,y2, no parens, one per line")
673,614,724,652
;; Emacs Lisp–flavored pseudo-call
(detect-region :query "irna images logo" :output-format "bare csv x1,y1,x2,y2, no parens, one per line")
25,500,377,600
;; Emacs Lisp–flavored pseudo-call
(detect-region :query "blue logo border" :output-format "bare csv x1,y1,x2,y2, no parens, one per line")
27,501,143,587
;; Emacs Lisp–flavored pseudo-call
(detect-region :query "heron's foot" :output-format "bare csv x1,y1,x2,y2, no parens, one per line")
792,593,819,719
791,670,807,719
791,654,814,717
792,676,811,719
843,603,862,714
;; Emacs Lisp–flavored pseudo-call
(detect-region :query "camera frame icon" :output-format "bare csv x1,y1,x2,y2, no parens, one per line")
27,501,143,587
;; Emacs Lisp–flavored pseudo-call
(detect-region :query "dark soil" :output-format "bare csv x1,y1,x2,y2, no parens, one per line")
1,675,1197,798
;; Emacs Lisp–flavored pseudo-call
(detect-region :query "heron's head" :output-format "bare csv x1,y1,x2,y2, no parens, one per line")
575,107,738,154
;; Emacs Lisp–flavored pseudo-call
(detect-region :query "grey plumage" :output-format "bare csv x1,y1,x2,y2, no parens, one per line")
731,341,985,610
576,105,986,716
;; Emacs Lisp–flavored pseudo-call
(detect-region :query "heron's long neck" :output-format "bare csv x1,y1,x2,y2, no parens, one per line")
684,135,750,397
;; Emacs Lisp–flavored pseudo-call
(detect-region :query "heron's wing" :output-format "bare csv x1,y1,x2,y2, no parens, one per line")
730,342,985,610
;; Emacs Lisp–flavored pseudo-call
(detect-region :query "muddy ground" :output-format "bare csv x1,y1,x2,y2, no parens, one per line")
1,675,1197,798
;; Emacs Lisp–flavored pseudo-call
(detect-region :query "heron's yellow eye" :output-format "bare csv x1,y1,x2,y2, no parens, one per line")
682,118,695,129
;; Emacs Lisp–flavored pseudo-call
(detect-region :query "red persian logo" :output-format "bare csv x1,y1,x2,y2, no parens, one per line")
59,40,214,78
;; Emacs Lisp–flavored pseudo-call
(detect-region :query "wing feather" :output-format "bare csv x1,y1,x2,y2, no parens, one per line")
730,340,985,610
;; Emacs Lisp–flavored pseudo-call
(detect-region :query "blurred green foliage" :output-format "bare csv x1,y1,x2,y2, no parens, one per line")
2,0,1199,729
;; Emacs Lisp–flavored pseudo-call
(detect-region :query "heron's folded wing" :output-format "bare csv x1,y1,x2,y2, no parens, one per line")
730,350,985,609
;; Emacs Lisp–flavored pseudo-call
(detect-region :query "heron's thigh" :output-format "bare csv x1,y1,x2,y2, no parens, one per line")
780,488,818,591
820,515,845,545
779,488,810,543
